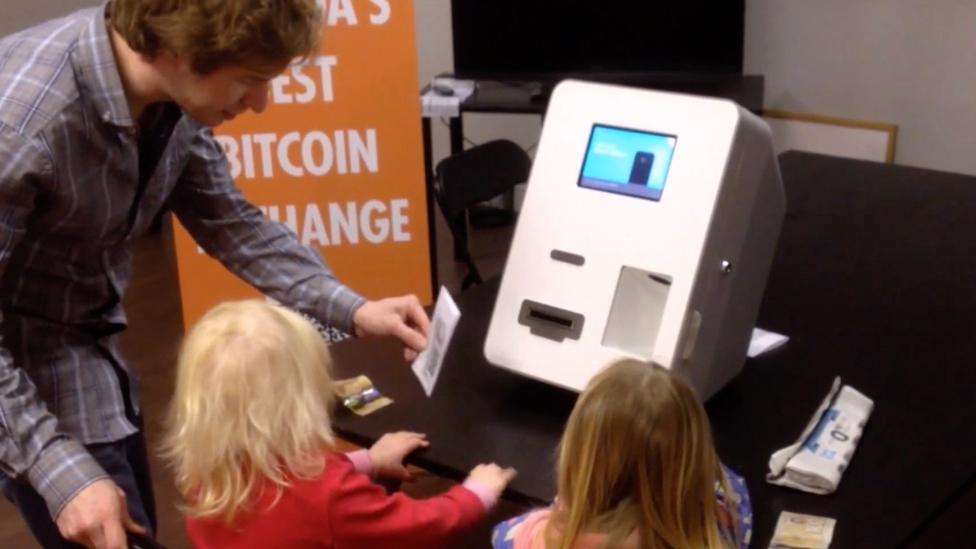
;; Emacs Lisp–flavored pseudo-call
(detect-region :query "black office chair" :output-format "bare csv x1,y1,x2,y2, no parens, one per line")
434,139,532,290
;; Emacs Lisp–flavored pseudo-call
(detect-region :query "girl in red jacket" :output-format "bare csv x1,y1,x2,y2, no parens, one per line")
162,299,515,548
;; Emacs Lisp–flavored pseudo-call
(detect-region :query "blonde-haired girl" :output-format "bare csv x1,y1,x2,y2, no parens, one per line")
163,299,515,548
492,359,751,549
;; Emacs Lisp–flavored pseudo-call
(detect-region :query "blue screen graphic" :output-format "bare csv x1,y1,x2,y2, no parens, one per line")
578,125,677,201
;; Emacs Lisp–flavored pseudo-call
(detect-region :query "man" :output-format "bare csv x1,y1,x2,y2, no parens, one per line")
0,1,429,547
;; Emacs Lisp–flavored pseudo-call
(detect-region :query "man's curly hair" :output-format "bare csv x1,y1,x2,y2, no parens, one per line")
110,0,321,74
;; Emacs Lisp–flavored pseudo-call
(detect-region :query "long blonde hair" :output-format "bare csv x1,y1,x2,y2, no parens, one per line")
547,359,734,549
161,299,336,523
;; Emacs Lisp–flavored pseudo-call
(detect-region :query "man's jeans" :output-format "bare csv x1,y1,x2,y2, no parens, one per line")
0,427,157,549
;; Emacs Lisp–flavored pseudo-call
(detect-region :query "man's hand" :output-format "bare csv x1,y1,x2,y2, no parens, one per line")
56,478,145,549
352,294,430,361
367,431,430,480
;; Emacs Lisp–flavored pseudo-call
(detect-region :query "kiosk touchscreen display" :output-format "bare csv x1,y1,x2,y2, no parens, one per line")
578,124,677,201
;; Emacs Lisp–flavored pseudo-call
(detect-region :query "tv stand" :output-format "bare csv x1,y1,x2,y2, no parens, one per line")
527,86,548,104
454,74,763,115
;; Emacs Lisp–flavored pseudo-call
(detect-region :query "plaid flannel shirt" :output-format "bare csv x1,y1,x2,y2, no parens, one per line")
0,4,364,519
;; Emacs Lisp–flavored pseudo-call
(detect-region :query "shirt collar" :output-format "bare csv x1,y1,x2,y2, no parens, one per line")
73,1,135,129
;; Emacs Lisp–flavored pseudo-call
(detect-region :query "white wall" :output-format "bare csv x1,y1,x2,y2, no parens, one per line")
416,0,976,176
746,0,976,175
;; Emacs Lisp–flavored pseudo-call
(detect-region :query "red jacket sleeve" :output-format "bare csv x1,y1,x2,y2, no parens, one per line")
325,454,487,549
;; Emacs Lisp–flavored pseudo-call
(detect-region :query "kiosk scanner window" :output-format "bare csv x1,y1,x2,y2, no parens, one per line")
579,125,677,201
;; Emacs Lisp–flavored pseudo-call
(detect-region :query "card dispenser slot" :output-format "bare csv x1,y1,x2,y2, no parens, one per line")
518,299,584,342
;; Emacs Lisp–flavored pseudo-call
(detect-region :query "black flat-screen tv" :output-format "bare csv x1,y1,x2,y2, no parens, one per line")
451,1,745,84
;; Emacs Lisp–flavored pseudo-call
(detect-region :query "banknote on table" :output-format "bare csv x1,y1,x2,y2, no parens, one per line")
768,511,836,549
333,375,393,416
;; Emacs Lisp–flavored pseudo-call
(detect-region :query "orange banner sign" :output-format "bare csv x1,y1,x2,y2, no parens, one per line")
173,0,431,329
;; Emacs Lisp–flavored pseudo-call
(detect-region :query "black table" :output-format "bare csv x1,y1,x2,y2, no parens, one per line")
332,151,976,548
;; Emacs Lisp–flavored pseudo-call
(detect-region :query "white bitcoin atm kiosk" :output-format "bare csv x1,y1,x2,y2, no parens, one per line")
483,80,785,399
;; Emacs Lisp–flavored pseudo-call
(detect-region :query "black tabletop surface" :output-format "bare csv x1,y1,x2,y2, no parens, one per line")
331,277,572,508
331,151,976,548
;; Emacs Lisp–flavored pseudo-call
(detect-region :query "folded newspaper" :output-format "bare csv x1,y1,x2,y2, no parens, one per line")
767,377,873,494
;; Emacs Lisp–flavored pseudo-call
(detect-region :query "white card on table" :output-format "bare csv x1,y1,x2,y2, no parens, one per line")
748,327,789,358
411,286,461,396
